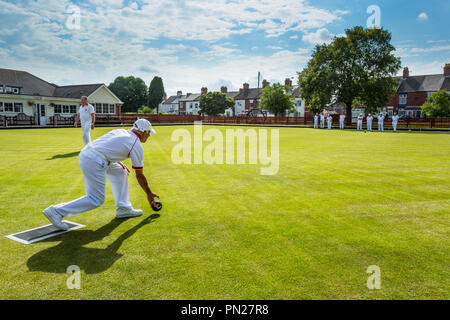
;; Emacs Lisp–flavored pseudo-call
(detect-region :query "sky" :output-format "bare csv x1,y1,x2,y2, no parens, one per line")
0,0,449,96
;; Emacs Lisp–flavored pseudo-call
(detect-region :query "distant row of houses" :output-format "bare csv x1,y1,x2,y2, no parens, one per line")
159,78,305,117
160,63,450,119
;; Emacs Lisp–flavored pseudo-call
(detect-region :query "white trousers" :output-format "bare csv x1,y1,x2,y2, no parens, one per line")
357,120,362,130
81,121,92,146
393,122,398,131
320,120,324,128
314,120,318,128
367,121,372,131
378,121,384,131
339,120,344,129
53,148,132,217
327,121,332,129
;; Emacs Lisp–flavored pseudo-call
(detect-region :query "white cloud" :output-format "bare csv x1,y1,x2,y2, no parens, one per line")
302,28,334,45
417,12,428,21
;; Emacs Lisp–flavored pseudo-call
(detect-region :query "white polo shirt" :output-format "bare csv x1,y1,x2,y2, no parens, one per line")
89,129,145,170
392,115,399,123
339,115,345,122
367,116,373,122
79,104,95,123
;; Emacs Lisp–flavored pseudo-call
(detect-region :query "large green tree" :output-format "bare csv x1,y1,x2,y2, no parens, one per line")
148,76,165,113
199,92,235,116
297,45,334,114
421,90,450,117
260,83,295,116
299,26,401,123
108,76,148,113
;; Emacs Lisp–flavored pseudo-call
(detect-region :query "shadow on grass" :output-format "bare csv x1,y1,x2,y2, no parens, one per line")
46,151,80,160
27,214,160,274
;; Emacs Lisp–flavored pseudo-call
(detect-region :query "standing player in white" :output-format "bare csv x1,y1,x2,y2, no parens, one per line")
357,113,363,130
43,119,158,230
339,113,345,129
378,113,384,131
314,114,319,129
327,114,333,129
392,112,399,132
74,96,95,145
366,114,373,131
320,113,325,129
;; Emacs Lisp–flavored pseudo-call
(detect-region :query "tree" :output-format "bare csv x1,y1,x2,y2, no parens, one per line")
422,90,450,117
298,45,334,114
108,76,148,113
298,26,401,123
199,92,235,116
148,76,165,113
137,105,155,114
260,83,294,116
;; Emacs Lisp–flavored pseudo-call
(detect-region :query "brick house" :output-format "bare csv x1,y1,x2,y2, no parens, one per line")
388,64,450,118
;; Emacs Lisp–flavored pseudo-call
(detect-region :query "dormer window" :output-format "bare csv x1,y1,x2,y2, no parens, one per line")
13,88,19,94
0,86,3,93
5,87,12,93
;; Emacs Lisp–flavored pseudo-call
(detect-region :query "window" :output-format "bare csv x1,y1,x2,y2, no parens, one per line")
4,102,13,112
13,88,19,94
5,87,12,93
95,103,102,113
70,105,77,114
14,103,23,112
103,104,109,114
54,104,62,113
0,102,3,112
63,105,69,113
399,94,407,105
0,86,3,93
109,104,115,114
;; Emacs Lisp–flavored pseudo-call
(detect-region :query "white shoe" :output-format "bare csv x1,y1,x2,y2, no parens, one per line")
43,206,69,230
116,207,143,219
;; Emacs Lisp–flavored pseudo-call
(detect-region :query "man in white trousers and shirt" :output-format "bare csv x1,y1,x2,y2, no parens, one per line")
327,114,332,129
314,114,319,128
320,113,325,129
378,113,384,131
74,96,95,146
392,112,399,132
339,113,345,129
366,114,373,131
357,113,363,130
43,119,159,230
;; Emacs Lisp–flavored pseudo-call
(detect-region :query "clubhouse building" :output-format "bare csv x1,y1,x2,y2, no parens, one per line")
0,68,123,126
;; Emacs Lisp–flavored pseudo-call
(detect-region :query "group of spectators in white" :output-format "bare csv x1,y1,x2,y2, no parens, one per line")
313,112,400,132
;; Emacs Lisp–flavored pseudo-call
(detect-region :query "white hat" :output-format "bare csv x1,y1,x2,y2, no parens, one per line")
133,118,156,134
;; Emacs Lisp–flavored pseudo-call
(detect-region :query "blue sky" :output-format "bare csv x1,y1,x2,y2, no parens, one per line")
0,0,449,95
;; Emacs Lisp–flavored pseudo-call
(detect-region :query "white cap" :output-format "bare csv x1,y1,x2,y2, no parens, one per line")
133,118,156,134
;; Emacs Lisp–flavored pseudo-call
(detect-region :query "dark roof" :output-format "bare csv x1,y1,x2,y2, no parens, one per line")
291,85,301,98
225,91,240,99
397,74,447,93
0,68,56,96
234,87,262,100
162,95,178,104
53,84,103,98
0,68,105,99
179,93,201,102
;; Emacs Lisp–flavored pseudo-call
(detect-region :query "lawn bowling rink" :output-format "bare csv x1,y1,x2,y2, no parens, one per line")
0,126,448,299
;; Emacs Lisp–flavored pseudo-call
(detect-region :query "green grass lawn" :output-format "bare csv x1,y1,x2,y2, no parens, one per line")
0,126,449,299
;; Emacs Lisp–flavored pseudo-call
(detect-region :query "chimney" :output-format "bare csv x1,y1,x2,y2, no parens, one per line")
262,79,269,88
243,83,249,90
201,87,208,95
220,86,227,93
444,63,450,77
403,67,409,79
285,78,292,87
177,90,182,97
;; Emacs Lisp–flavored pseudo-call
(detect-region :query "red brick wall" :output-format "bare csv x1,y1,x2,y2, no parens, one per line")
388,91,428,112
